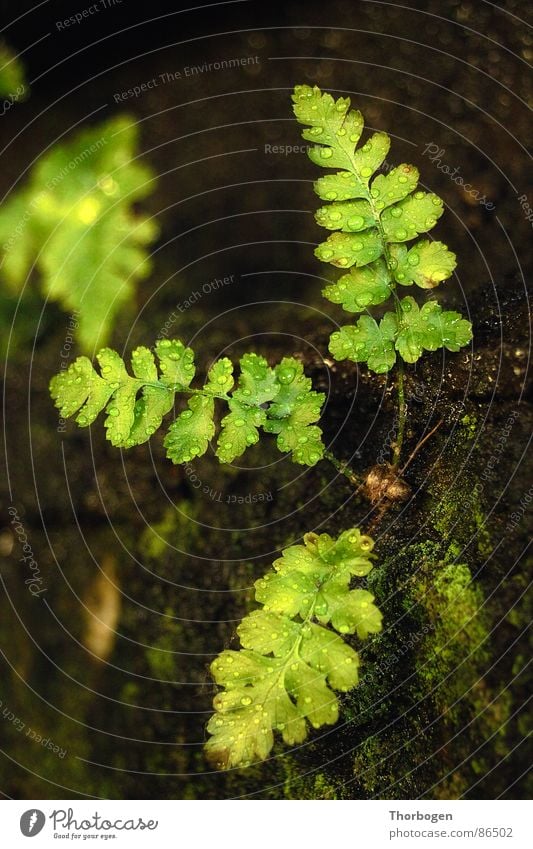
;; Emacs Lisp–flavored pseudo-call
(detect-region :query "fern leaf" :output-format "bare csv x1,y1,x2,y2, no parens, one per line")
155,339,196,389
329,315,397,373
205,528,381,769
390,240,457,289
232,353,279,406
322,259,392,311
381,192,444,242
370,163,419,208
204,358,234,395
164,395,215,462
0,116,158,351
393,297,473,362
50,342,326,467
315,230,383,268
216,401,265,463
293,84,472,371
263,358,325,466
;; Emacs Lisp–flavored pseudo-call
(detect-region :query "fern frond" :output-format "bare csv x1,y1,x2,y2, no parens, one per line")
50,341,326,467
292,85,472,372
205,528,382,769
0,116,158,351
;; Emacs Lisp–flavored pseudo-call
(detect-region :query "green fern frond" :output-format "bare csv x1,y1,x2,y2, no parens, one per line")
205,527,382,769
292,85,472,372
0,116,158,351
49,340,326,467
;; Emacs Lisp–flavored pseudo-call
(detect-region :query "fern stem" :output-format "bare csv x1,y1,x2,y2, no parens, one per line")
392,359,406,468
323,449,362,487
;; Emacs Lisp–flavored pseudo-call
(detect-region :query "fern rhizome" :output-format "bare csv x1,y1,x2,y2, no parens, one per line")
48,83,474,770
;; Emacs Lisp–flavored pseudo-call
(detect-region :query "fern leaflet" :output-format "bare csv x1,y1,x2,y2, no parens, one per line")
205,528,382,769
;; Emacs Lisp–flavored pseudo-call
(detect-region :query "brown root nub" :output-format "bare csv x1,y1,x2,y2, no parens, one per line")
363,464,411,505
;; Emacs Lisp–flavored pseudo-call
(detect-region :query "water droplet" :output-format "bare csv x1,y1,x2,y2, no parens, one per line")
320,147,333,159
329,210,342,222
241,696,252,706
336,128,346,137
278,366,296,384
407,253,420,266
108,407,119,417
360,166,373,178
398,175,408,184
347,215,365,230
325,191,337,200
390,207,403,218
395,229,407,240
181,410,193,419
414,191,424,200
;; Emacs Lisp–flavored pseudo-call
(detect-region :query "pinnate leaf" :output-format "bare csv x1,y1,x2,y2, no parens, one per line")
370,163,419,209
206,527,381,769
329,315,397,373
391,240,457,288
394,297,472,362
323,259,392,312
50,342,326,467
315,199,374,232
315,230,383,268
164,394,215,463
216,400,265,464
381,191,444,242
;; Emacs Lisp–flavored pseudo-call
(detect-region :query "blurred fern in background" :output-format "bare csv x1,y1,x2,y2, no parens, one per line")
0,114,158,352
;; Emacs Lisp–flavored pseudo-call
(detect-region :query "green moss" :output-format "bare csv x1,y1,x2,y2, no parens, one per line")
282,760,341,799
460,413,478,437
140,501,199,560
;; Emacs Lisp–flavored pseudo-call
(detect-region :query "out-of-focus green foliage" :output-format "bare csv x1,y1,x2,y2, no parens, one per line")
0,116,158,351
0,41,27,101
